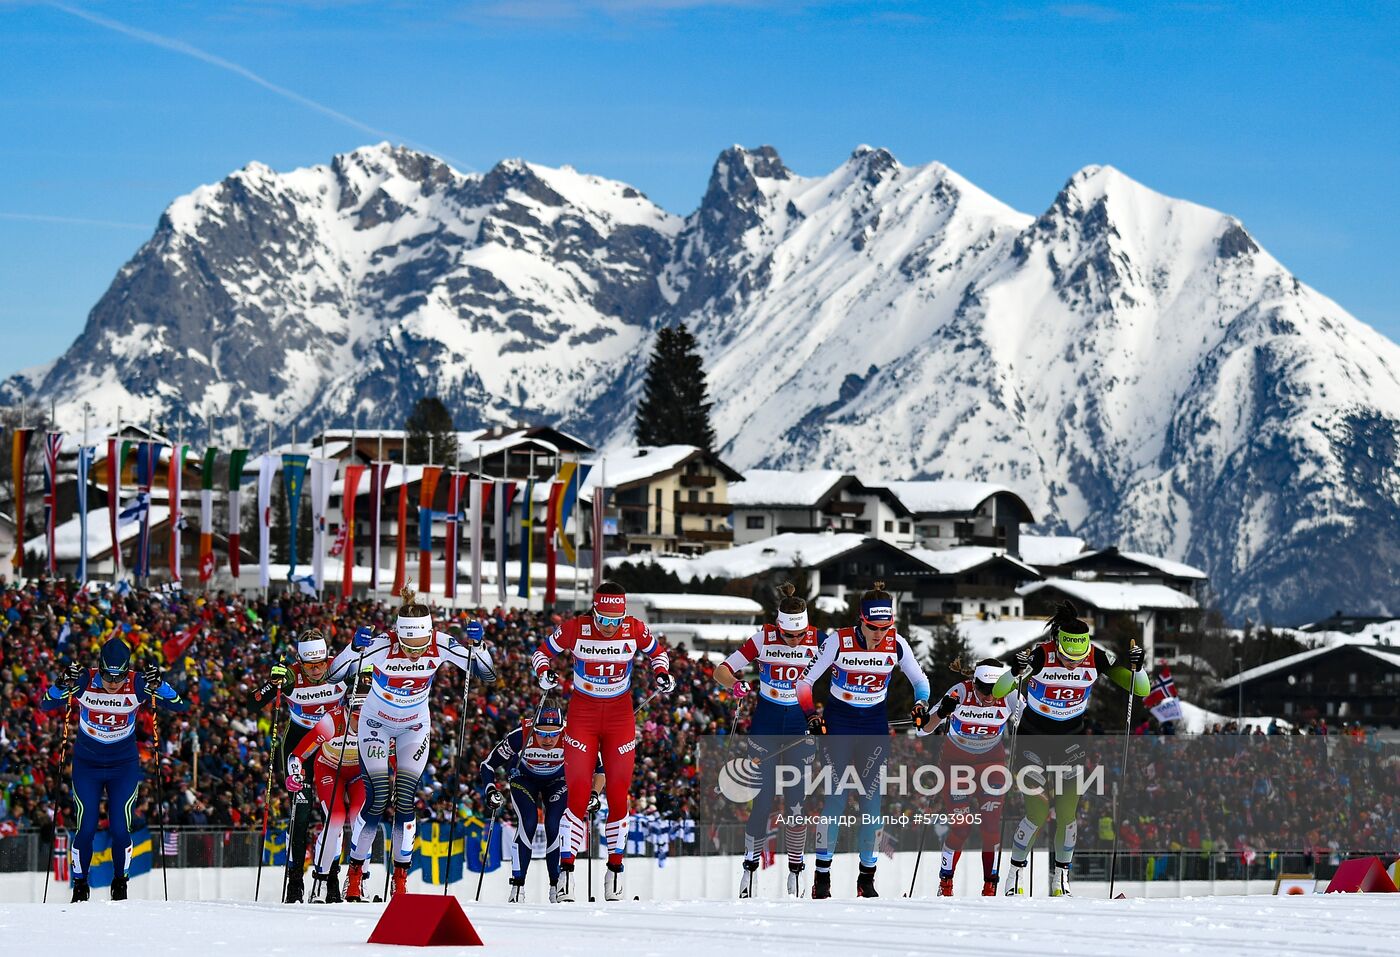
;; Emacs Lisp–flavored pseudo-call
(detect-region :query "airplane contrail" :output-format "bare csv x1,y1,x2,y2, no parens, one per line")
48,2,466,166
0,211,149,230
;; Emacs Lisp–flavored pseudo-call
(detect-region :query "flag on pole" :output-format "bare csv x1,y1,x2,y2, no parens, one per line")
76,445,94,583
444,472,465,602
168,444,188,580
557,463,591,565
43,432,63,575
281,454,309,581
417,467,442,595
198,448,218,583
495,481,518,608
517,479,535,600
106,437,122,579
52,830,69,883
1145,667,1184,726
544,472,565,607
257,454,276,589
392,464,411,595
368,461,390,593
134,442,161,581
340,464,365,598
591,461,607,589
309,457,337,593
10,428,35,571
226,449,249,578
467,477,484,606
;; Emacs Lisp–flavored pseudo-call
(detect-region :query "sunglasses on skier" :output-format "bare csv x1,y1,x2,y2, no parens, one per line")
593,612,625,628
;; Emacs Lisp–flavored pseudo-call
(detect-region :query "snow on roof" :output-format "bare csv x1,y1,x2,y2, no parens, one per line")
607,532,870,583
647,622,758,647
907,545,1040,578
1018,535,1089,567
585,445,701,492
881,480,1017,515
1174,700,1290,734
955,618,1051,660
1018,578,1199,611
1104,550,1208,580
25,504,172,560
1213,645,1339,690
727,469,845,507
628,592,763,616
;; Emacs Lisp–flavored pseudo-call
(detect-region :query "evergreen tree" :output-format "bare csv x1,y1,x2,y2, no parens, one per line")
633,324,716,449
406,397,458,466
296,481,313,570
926,621,972,672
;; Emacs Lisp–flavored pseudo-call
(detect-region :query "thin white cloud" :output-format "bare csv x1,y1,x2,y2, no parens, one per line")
48,2,466,166
0,211,149,230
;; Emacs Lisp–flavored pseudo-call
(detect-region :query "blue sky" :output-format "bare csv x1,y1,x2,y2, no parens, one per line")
1,1,1396,380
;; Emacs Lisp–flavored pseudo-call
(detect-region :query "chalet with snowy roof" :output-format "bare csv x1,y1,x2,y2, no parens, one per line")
880,480,1034,556
583,445,743,556
897,547,1042,622
728,469,914,547
1211,642,1400,727
1050,546,1207,598
626,592,764,656
1018,578,1199,662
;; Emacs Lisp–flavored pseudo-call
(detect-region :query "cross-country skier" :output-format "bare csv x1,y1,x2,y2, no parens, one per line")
714,581,821,897
328,589,496,900
41,637,186,902
250,628,345,903
531,581,674,901
481,704,603,903
286,661,374,903
796,582,930,899
923,658,1019,897
997,602,1147,897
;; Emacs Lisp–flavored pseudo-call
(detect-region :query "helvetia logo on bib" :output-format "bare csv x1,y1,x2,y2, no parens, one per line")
716,757,763,804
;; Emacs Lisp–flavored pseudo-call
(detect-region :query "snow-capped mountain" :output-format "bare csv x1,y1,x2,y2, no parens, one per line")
7,143,1399,624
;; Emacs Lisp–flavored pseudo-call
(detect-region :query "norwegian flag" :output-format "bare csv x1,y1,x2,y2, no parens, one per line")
1145,667,1184,725
43,433,63,575
53,830,70,883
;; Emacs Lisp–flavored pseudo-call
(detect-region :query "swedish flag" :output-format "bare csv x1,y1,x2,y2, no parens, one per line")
463,815,504,874
261,828,288,866
83,828,153,888
412,822,466,885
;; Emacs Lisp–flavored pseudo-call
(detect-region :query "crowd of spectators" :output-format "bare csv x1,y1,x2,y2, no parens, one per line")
0,576,735,844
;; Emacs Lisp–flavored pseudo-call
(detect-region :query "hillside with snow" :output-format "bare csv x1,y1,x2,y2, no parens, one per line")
6,143,1399,624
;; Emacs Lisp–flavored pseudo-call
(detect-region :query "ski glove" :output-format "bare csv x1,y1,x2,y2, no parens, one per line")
654,671,677,695
142,664,164,694
806,711,827,736
270,662,292,685
286,757,305,793
1128,645,1146,671
910,701,932,730
60,662,83,695
486,785,507,810
537,668,560,692
1014,649,1034,673
352,626,375,650
587,791,601,814
729,678,750,699
464,620,485,644
936,692,960,719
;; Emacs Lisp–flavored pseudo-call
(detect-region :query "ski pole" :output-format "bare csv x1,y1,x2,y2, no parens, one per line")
42,700,73,904
905,820,929,897
994,667,1031,890
147,666,171,902
254,676,285,902
1108,640,1139,899
445,641,481,898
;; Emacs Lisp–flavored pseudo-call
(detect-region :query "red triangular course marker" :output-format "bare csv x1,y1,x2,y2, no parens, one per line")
367,893,485,946
1326,857,1398,894
1114,893,1127,899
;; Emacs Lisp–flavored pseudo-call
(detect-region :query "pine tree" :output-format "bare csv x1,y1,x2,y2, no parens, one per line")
406,397,458,466
296,481,313,570
633,324,716,450
927,621,972,672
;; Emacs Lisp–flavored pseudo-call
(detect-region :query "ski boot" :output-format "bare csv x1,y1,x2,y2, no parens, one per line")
603,862,625,901
314,862,343,904
71,877,90,903
110,876,128,901
856,862,879,898
508,876,525,903
556,861,575,902
344,860,365,902
938,870,954,897
739,858,759,899
390,862,409,897
284,870,304,903
811,867,832,900
1050,864,1072,897
1003,860,1026,896
786,862,805,898
549,881,563,903
982,877,998,897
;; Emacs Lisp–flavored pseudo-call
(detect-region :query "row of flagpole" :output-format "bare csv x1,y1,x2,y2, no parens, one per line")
8,419,607,608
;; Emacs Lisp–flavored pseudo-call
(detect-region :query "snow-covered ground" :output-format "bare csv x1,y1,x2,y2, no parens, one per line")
4,894,1398,956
